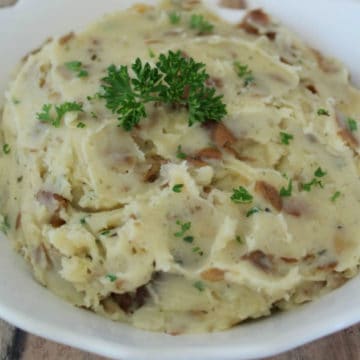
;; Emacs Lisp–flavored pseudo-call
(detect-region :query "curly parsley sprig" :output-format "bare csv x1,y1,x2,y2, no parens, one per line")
99,50,227,131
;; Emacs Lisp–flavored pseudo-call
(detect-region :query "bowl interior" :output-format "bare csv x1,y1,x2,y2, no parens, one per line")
0,1,359,359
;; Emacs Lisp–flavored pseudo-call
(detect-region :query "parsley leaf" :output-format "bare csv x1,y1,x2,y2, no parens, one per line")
168,11,181,24
233,61,254,86
172,184,184,193
37,102,83,127
302,167,327,191
347,117,357,132
236,235,243,244
192,246,204,256
100,51,226,131
231,186,253,204
280,179,292,197
2,144,10,155
0,215,10,235
106,274,117,282
246,207,261,217
176,145,187,159
189,14,214,33
331,191,341,202
193,280,205,291
183,236,194,243
302,179,323,192
280,132,294,145
77,122,86,128
65,60,88,78
174,220,191,237
317,108,330,116
314,167,326,177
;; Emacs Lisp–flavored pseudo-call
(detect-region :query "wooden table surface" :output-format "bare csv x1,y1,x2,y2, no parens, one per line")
0,319,359,360
1,0,359,359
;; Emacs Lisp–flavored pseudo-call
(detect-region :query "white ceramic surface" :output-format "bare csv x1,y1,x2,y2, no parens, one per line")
0,1,359,359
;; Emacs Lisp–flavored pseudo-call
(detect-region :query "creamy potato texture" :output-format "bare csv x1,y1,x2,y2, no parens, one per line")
1,0,360,333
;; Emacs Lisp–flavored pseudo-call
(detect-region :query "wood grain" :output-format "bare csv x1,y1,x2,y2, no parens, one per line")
0,318,359,359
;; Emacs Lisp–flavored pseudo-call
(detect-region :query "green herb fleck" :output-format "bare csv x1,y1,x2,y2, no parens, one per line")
168,11,181,24
183,235,194,243
91,111,98,119
106,274,117,282
12,98,20,105
246,207,260,217
172,184,184,193
80,217,87,225
331,191,341,202
193,280,205,291
100,230,111,236
314,167,326,178
317,108,330,116
189,14,214,33
77,122,86,128
99,50,226,131
0,215,10,235
347,117,357,132
233,61,255,86
37,102,83,127
280,179,292,197
174,220,191,237
280,132,294,145
236,235,243,244
231,186,253,204
192,246,204,256
148,48,156,58
65,60,88,78
2,144,11,155
176,145,187,159
302,178,323,192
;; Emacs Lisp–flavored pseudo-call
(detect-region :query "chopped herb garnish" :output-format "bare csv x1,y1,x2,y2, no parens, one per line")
183,235,194,243
176,145,187,159
2,144,11,154
302,178,323,192
280,179,292,197
193,280,205,291
148,48,156,58
0,215,10,235
236,235,243,244
192,246,204,256
233,61,255,86
231,186,253,204
246,207,260,217
100,230,111,236
331,191,341,202
90,111,98,119
168,11,181,24
77,122,86,128
80,217,87,225
172,184,184,193
17,176,23,183
12,98,20,105
347,117,357,132
37,102,83,127
317,108,330,116
174,220,191,237
302,167,327,192
280,132,294,145
65,60,88,78
314,167,326,178
106,274,117,282
99,50,226,131
189,14,214,33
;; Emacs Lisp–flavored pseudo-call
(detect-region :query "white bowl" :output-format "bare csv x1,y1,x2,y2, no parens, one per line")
0,1,359,359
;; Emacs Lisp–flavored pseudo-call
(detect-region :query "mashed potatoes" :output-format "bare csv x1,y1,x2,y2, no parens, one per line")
1,0,360,334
